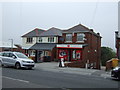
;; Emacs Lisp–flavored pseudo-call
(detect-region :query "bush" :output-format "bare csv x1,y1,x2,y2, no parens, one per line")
101,47,116,66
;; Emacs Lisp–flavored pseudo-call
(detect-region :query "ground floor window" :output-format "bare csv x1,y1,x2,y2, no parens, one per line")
58,49,82,61
72,50,81,60
58,49,67,58
30,50,35,56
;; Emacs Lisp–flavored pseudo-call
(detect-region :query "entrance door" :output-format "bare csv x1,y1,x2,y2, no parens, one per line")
68,50,71,62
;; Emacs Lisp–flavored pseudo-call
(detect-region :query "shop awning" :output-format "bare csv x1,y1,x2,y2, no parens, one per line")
29,43,57,50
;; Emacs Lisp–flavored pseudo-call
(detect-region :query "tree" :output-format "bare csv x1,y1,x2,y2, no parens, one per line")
101,47,116,66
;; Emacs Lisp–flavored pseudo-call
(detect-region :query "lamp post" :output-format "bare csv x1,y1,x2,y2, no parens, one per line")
9,39,13,51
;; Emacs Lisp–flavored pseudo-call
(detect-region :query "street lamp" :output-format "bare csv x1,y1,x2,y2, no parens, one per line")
9,39,13,51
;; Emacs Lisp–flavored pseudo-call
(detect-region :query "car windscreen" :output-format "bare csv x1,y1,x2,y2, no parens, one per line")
15,52,28,59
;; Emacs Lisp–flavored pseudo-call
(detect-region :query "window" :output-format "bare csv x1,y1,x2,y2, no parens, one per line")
44,51,49,56
66,34,72,42
77,33,85,42
3,53,10,57
0,53,3,56
73,50,76,59
38,37,42,43
48,37,54,42
15,52,28,58
26,37,33,43
30,50,35,56
72,50,81,60
9,53,15,58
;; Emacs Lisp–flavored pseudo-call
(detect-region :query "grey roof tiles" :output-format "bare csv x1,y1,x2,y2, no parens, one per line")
22,24,101,37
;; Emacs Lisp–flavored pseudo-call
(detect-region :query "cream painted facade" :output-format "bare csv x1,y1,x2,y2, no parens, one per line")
37,37,58,43
22,37,37,49
22,36,58,49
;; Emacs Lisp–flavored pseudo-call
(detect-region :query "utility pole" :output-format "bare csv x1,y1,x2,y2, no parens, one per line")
9,39,13,51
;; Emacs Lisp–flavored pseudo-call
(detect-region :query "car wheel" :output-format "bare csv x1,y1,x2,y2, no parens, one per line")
15,63,21,69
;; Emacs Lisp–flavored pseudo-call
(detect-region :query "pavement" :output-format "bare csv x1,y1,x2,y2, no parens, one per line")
35,62,111,79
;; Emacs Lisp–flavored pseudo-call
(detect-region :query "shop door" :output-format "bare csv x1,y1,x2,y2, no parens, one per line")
68,50,71,61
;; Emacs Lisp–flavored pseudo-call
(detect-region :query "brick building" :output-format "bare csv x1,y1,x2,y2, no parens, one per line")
115,31,120,59
56,24,101,69
22,24,101,69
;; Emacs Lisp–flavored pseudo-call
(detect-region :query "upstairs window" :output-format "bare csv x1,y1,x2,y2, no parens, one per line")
66,34,72,42
77,33,85,42
48,37,54,43
38,37,42,43
26,37,33,43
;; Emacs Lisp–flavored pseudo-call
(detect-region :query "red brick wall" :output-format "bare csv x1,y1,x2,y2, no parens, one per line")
61,32,101,69
116,38,120,58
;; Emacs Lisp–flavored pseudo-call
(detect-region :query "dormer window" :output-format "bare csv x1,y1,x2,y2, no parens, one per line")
26,37,33,43
66,34,72,42
77,33,85,42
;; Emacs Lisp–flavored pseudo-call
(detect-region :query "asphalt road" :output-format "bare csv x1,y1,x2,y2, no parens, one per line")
2,66,120,89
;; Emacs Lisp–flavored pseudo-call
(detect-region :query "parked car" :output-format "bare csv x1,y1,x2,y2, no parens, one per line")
0,51,35,69
111,67,120,80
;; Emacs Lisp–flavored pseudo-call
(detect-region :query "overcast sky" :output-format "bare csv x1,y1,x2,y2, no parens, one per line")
1,1,118,50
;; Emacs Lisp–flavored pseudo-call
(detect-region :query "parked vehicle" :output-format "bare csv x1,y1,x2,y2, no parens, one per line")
111,67,120,80
0,51,35,69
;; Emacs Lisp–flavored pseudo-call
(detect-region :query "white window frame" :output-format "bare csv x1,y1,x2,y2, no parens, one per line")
38,37,42,43
66,34,72,42
48,37,54,43
76,33,85,42
26,37,33,43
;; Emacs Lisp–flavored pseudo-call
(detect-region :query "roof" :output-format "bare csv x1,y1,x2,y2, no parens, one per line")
29,43,57,50
0,41,17,48
22,46,32,49
40,27,63,37
63,24,101,37
22,28,45,37
63,24,90,33
21,24,101,38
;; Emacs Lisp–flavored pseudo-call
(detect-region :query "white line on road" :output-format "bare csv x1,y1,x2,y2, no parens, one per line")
2,76,29,83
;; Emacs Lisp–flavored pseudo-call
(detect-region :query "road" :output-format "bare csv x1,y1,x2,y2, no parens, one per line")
2,65,120,89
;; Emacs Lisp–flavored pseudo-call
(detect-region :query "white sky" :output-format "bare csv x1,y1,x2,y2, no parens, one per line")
0,1,118,50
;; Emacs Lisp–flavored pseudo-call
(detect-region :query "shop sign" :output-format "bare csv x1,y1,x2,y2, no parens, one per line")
57,44,82,48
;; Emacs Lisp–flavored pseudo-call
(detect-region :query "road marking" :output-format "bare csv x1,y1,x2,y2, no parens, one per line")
2,76,29,83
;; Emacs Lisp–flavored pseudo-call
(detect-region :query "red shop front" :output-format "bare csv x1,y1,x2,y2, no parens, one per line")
57,44,83,61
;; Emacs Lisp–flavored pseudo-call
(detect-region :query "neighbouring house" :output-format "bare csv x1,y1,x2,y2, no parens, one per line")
115,31,120,59
29,27,63,62
21,24,101,69
0,41,24,53
21,28,45,57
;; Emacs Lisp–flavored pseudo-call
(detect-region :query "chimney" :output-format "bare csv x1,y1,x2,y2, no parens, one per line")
90,29,93,32
97,33,100,35
35,28,39,36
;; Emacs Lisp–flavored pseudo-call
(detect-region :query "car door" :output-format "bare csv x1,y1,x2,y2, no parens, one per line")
8,53,17,66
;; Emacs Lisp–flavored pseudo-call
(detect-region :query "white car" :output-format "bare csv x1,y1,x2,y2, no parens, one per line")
0,51,35,69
